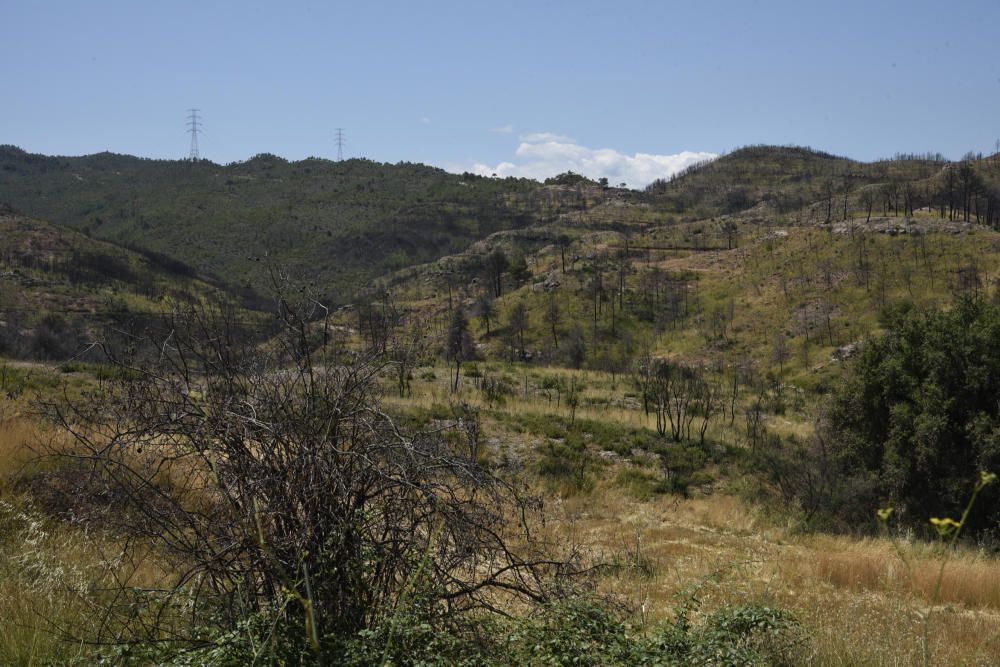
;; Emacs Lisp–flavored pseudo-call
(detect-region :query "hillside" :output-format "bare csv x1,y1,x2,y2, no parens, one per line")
5,144,999,308
376,210,998,393
5,148,1000,665
323,204,1000,664
643,145,1000,222
0,146,553,304
0,210,242,362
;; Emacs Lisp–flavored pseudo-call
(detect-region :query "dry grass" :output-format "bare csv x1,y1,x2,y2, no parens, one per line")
804,535,1000,611
0,416,43,483
0,416,87,663
387,369,1000,663
551,488,1000,665
388,386,657,433
0,413,184,664
4,384,1000,664
0,494,178,665
0,515,97,665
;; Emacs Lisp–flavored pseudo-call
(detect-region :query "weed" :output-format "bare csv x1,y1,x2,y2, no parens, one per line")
878,471,998,667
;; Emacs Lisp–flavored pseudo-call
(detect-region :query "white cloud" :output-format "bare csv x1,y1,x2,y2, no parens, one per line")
489,124,514,134
462,134,717,189
518,132,575,143
419,117,431,124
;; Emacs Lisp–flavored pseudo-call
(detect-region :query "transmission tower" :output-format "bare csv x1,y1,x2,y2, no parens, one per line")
335,128,345,161
187,109,201,160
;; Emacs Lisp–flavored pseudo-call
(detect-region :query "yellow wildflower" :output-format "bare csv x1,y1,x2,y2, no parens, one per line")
929,517,961,537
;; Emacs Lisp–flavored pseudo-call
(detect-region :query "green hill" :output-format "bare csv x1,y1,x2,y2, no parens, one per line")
644,145,954,218
0,210,240,362
0,146,547,303
4,144,999,308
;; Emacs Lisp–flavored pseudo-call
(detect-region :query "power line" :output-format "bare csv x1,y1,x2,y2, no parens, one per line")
187,109,201,160
335,128,345,161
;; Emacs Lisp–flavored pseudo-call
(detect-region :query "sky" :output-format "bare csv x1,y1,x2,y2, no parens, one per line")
3,0,1000,188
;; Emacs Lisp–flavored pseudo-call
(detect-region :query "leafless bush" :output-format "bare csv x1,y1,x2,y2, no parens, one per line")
42,294,574,658
650,360,718,443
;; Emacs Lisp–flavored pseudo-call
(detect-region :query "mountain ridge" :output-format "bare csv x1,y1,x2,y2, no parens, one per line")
3,144,999,305
0,145,548,302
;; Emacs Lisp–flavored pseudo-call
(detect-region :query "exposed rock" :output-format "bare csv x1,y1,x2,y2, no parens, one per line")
531,271,562,292
832,341,863,362
832,218,978,236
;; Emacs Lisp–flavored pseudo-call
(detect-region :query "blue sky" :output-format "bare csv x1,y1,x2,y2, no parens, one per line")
3,0,1000,187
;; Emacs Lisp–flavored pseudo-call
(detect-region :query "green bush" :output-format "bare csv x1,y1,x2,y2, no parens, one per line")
829,296,1000,534
504,412,567,440
109,586,803,667
653,442,713,497
537,434,592,494
616,467,665,501
58,361,140,381
566,417,657,456
480,373,514,406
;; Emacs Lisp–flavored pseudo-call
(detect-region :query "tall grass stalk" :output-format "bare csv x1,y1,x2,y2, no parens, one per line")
879,470,997,667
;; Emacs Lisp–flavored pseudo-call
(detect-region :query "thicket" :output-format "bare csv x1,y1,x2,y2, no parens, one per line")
824,297,1000,536
0,312,89,362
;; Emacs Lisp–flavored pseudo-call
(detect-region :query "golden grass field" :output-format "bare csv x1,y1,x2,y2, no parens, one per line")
5,408,1000,664
564,490,1000,665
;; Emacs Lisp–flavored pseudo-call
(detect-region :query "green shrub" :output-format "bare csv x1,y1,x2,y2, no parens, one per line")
651,441,713,497
504,412,567,440
58,361,141,381
480,373,514,406
616,467,664,501
651,603,802,666
0,363,58,395
111,594,802,667
537,435,592,494
570,417,657,456
829,296,1000,534
505,597,801,667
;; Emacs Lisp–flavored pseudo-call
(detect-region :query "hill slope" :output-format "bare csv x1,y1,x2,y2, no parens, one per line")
4,144,999,305
0,210,240,362
0,146,547,303
643,145,956,218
